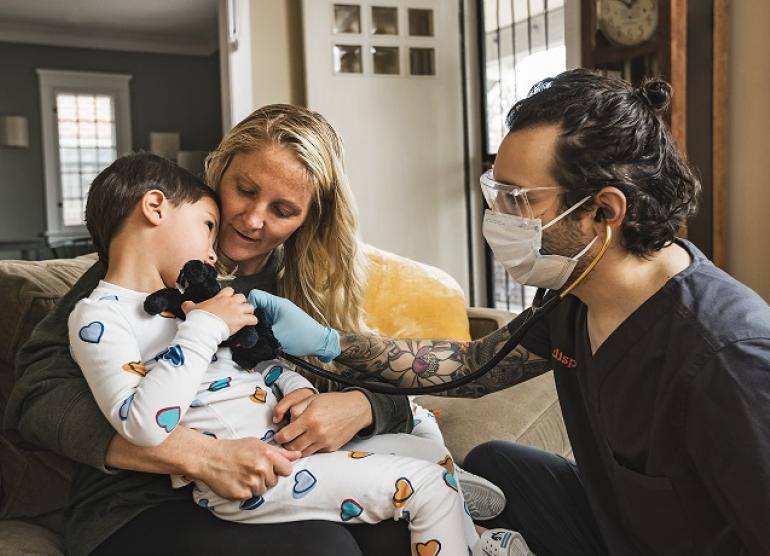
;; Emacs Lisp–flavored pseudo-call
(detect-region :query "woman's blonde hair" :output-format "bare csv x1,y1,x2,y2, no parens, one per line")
205,104,369,337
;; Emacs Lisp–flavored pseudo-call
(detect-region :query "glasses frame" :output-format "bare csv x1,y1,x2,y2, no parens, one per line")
480,169,561,217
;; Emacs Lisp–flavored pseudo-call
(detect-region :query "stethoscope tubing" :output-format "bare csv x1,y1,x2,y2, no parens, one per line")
282,224,612,396
281,292,558,396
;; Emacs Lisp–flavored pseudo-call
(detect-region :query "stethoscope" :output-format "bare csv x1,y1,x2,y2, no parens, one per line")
281,224,613,395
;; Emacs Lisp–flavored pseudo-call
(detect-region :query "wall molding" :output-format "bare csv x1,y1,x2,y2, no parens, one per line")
0,20,218,56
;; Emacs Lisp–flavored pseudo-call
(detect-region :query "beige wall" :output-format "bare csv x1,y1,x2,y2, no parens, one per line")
302,0,470,293
249,0,305,107
727,2,770,301
219,0,305,131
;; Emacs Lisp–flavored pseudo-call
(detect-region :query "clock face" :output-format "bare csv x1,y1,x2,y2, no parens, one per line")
598,0,659,47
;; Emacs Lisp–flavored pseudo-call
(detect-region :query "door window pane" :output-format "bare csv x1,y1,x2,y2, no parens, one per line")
333,4,361,34
372,46,400,75
372,6,398,35
409,48,435,75
408,8,434,36
333,44,363,73
61,173,80,200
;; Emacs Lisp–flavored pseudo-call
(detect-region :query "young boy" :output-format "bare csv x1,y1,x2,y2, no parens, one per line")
67,153,531,556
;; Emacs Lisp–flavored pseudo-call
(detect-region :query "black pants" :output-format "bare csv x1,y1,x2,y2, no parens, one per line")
463,440,610,556
90,499,410,556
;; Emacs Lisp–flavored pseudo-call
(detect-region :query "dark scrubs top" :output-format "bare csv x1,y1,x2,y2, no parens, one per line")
520,239,770,555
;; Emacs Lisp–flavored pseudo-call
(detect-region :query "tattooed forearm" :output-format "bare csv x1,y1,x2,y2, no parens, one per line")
336,325,552,398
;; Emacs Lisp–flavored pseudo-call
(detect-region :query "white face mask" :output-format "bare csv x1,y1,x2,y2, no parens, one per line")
482,196,597,290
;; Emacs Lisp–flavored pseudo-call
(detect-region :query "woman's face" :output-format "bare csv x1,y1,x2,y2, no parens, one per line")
217,145,314,274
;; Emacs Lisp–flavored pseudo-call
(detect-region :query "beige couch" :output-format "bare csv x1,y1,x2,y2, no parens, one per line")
0,253,569,555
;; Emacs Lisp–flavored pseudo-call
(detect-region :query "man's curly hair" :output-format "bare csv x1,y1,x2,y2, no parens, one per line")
506,69,701,257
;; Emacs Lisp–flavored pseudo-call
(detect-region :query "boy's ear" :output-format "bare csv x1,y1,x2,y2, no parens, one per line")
140,190,167,226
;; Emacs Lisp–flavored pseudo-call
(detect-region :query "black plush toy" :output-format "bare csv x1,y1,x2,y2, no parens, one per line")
143,260,281,370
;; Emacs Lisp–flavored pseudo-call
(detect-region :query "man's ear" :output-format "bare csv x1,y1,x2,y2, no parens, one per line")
140,190,167,226
591,186,626,231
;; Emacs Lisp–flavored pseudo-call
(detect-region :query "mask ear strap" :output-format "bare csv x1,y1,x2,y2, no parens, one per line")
573,235,598,260
560,223,613,298
542,196,592,230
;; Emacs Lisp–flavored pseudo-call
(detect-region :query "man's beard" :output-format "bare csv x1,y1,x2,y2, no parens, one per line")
541,217,597,290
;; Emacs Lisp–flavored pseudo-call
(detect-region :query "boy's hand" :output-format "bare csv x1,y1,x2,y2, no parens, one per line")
272,388,316,424
182,287,257,336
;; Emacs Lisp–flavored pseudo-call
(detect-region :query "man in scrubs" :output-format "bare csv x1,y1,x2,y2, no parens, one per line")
249,70,770,555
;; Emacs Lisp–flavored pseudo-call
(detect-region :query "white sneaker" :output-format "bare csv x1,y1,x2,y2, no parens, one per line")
455,465,506,521
477,528,534,556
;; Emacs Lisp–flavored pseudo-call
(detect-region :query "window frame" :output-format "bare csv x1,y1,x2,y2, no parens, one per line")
37,69,132,242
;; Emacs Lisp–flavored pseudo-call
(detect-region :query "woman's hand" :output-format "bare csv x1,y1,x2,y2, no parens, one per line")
105,426,301,499
182,287,257,336
194,436,302,499
273,391,373,456
247,290,340,361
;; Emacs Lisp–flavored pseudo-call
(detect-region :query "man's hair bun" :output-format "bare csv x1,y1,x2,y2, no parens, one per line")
636,79,672,114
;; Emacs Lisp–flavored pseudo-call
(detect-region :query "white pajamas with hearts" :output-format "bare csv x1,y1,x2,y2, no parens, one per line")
69,281,481,556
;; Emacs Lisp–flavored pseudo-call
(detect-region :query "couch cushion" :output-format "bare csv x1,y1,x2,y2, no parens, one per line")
415,371,571,463
0,256,94,523
0,255,96,404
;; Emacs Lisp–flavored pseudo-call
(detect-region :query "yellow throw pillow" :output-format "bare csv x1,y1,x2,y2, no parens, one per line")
362,244,470,341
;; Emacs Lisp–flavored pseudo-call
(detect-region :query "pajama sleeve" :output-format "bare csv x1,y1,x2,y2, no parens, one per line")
68,301,229,447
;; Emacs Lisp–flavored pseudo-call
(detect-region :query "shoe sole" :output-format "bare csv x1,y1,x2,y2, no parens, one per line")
458,473,506,521
481,530,534,556
510,535,534,556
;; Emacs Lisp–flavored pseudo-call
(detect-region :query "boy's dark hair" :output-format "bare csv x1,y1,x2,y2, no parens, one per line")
85,153,217,261
506,69,701,256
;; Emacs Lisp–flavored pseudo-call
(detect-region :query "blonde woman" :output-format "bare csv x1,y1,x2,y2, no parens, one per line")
205,105,367,378
207,104,503,524
8,105,499,556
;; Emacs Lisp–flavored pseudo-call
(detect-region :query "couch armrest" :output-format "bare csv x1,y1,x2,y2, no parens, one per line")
466,306,516,340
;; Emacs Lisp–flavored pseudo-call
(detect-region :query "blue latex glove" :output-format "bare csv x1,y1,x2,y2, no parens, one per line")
247,290,341,362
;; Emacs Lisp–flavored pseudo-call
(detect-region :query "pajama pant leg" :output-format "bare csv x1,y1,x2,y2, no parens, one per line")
197,451,474,556
345,433,479,548
409,401,446,445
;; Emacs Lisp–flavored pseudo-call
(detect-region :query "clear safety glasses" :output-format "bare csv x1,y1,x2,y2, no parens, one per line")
480,169,561,218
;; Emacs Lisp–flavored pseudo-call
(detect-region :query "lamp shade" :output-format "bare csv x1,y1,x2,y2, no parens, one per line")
0,115,29,148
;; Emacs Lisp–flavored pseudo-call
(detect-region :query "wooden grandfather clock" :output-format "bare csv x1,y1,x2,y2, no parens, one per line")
581,0,729,268
581,0,688,150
